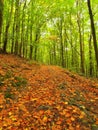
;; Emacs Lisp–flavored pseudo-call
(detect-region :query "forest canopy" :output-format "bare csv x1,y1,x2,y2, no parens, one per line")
0,0,98,77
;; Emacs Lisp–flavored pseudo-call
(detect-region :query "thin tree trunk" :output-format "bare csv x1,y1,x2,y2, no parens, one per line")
11,19,15,53
87,0,98,69
59,18,64,67
34,31,40,61
14,0,20,55
29,26,33,59
0,0,3,48
20,0,27,57
53,43,56,64
76,0,85,74
25,15,29,58
89,34,93,76
3,0,14,53
0,0,3,36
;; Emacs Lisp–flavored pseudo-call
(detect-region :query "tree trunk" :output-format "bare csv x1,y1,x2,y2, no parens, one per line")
3,0,14,53
58,18,64,67
29,25,33,59
76,0,85,74
0,0,3,34
11,18,15,53
89,34,93,76
0,0,3,47
14,0,20,55
19,1,27,57
3,24,10,52
34,31,40,61
25,15,29,58
87,0,98,69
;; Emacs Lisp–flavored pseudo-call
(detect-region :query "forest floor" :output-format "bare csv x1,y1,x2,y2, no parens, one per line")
0,54,98,130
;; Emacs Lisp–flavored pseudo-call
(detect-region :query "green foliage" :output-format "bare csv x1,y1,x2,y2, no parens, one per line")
11,76,27,89
91,124,98,130
0,71,27,91
5,70,13,79
0,71,13,86
0,75,4,86
4,91,14,99
4,87,14,99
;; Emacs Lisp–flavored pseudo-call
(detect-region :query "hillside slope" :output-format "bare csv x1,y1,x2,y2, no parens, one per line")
0,54,98,130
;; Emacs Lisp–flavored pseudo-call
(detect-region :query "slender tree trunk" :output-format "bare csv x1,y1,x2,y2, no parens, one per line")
3,24,9,52
87,0,98,69
19,0,27,57
0,0,3,35
69,12,75,69
89,34,93,76
53,43,56,64
0,0,3,48
11,18,15,53
14,0,20,55
34,30,40,61
29,26,33,59
78,21,85,74
25,15,29,58
76,0,85,74
3,0,14,53
29,45,33,59
63,28,68,68
58,18,64,67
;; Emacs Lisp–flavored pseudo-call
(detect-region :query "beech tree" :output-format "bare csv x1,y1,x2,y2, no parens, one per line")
76,0,85,74
0,0,3,46
87,0,98,70
3,0,14,53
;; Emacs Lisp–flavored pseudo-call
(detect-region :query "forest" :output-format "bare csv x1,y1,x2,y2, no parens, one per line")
0,0,98,77
0,0,98,130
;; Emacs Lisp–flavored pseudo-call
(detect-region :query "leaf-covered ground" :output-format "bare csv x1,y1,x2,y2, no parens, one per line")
0,54,98,130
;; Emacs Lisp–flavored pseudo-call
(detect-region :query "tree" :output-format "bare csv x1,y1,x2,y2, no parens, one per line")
87,0,98,70
3,0,14,53
19,0,27,57
76,0,85,74
0,0,3,46
89,33,93,76
14,0,20,55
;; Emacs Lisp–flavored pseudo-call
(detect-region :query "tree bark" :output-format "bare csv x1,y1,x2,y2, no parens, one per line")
0,0,3,35
0,0,3,47
89,34,93,76
3,0,14,53
76,0,85,74
58,17,64,67
87,0,98,69
14,0,20,55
